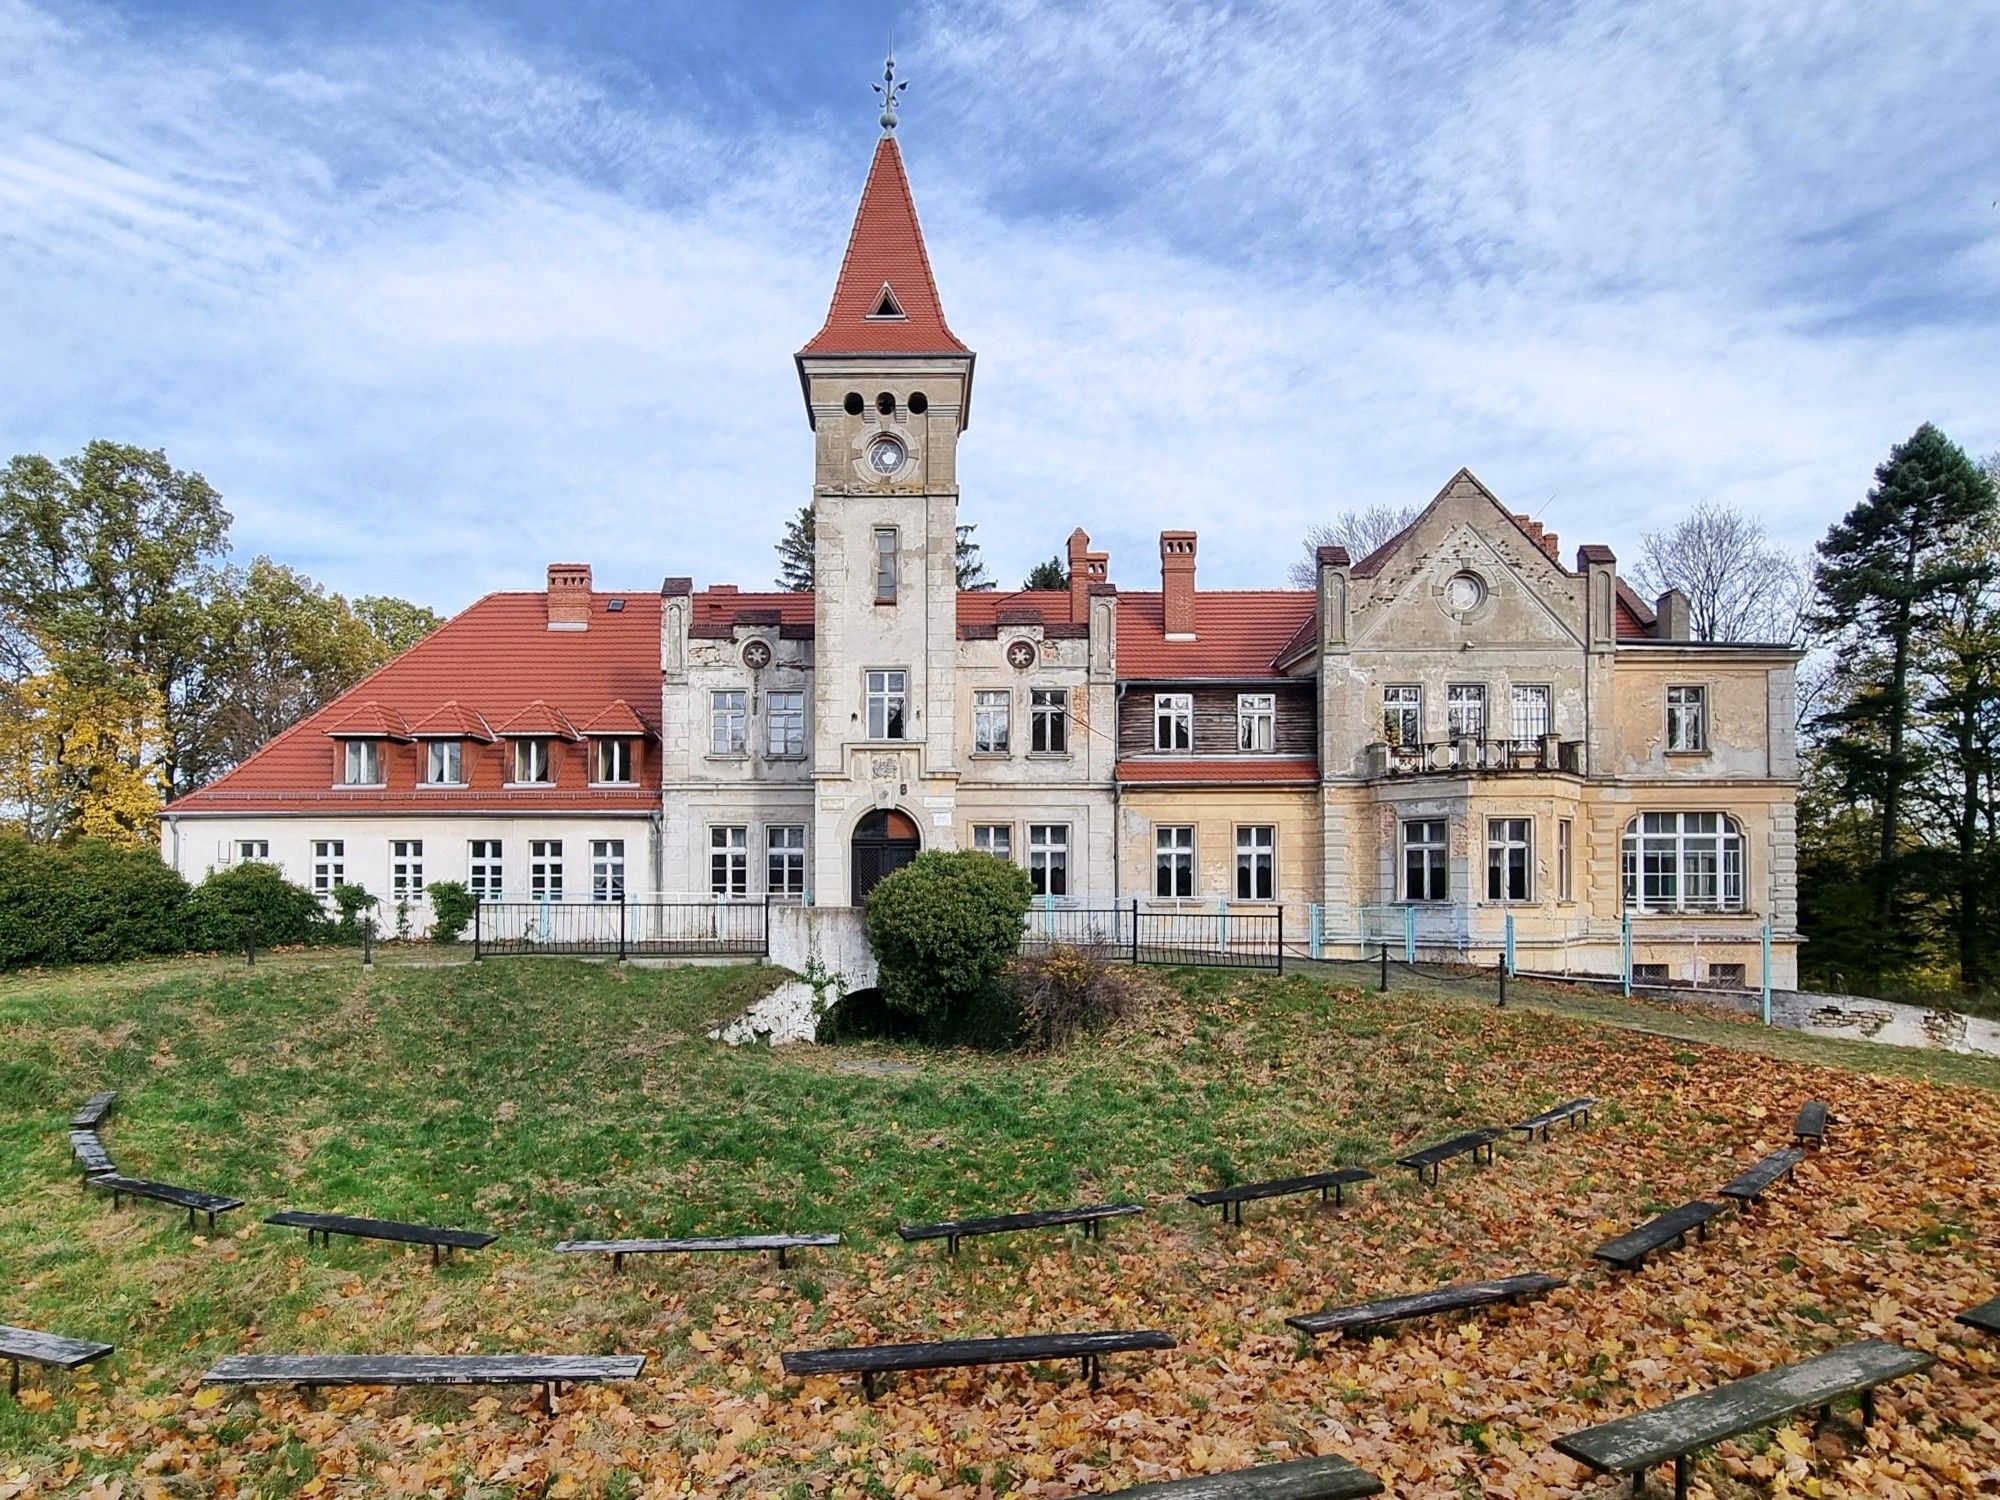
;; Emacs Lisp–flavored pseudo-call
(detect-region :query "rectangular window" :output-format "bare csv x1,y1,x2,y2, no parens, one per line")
710,826,749,898
1402,820,1447,902
971,823,1012,860
595,738,634,783
1237,693,1275,753
425,740,462,785
529,839,563,901
973,690,1012,754
1382,685,1423,747
469,840,503,900
874,527,898,603
236,839,269,862
1446,684,1487,740
1633,962,1671,984
513,738,552,784
391,839,425,897
1621,811,1744,913
1486,817,1532,902
1154,692,1193,752
343,740,382,785
1030,689,1068,754
1235,825,1276,901
311,839,345,893
766,825,807,897
1706,962,1747,989
590,839,625,902
1510,684,1551,746
1154,825,1195,898
1666,685,1708,752
710,690,748,755
1027,824,1069,897
865,670,907,740
1557,818,1574,902
767,691,806,757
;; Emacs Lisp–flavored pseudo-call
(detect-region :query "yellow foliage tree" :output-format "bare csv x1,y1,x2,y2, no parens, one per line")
0,658,165,845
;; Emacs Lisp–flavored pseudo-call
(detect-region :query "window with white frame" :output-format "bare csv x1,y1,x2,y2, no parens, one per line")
591,839,625,902
767,691,806,757
973,690,1011,754
529,839,563,900
425,740,462,785
312,839,345,893
1237,693,1275,753
1235,825,1276,901
236,839,269,862
343,740,382,785
391,839,425,897
710,690,748,755
1382,685,1422,747
1666,685,1708,752
710,826,749,898
874,527,899,603
469,840,503,900
595,737,634,783
865,670,907,739
1622,812,1744,913
1557,818,1574,902
513,738,552,784
971,823,1012,860
1030,689,1068,754
1402,820,1447,902
1486,817,1532,902
1154,693,1193,752
1510,684,1551,746
1027,824,1068,896
1446,684,1487,739
1154,825,1194,898
766,825,806,897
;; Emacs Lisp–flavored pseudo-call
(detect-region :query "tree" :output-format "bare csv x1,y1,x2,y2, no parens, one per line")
0,659,164,844
955,524,993,590
1024,556,1068,590
355,596,443,654
775,506,815,592
1631,499,1808,643
1287,504,1419,588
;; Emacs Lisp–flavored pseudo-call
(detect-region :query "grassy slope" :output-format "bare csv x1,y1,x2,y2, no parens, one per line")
2,955,1996,1497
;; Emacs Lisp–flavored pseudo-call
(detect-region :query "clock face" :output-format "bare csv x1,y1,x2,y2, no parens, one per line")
867,436,906,475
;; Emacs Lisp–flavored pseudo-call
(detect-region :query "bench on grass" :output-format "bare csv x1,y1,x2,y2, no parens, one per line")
1394,1129,1501,1186
555,1232,840,1272
69,1129,115,1179
1718,1148,1804,1208
782,1329,1175,1400
2,1325,114,1400
70,1091,117,1130
898,1202,1144,1255
1512,1097,1598,1140
1592,1201,1726,1271
1112,1453,1384,1499
266,1210,496,1264
1187,1169,1374,1225
1956,1294,2000,1336
201,1353,644,1411
1793,1100,1829,1149
1286,1273,1560,1340
1553,1338,1933,1500
90,1173,243,1230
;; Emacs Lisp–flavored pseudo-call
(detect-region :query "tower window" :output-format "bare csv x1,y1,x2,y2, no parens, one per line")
874,527,898,602
868,283,906,319
844,391,865,416
908,391,928,414
875,391,896,415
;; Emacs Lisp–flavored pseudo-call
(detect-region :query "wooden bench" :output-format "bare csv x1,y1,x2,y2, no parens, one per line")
1187,1169,1374,1225
1956,1294,2000,1336
1512,1096,1599,1140
898,1202,1144,1255
782,1329,1175,1400
1111,1453,1384,1498
1793,1100,1829,1149
1286,1273,1560,1340
90,1173,244,1230
1394,1129,1501,1186
70,1091,117,1130
1553,1338,1933,1499
2,1325,114,1400
1592,1201,1726,1271
69,1129,115,1179
1718,1148,1804,1208
266,1211,497,1265
555,1232,840,1271
201,1352,644,1411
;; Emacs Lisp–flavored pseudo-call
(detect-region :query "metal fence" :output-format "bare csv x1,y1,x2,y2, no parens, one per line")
1020,900,1285,973
471,899,770,959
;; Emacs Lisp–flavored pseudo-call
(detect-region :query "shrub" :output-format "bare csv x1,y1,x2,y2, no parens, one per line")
0,833,194,967
865,850,1032,1026
1013,942,1137,1051
331,882,379,939
427,880,475,943
186,862,328,950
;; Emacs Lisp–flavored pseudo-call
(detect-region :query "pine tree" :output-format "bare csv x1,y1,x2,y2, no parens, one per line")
955,525,993,590
775,506,815,592
1024,556,1067,590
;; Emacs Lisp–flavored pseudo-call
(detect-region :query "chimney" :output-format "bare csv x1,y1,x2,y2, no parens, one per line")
1513,514,1560,562
1067,527,1091,624
1656,588,1692,641
547,563,592,631
1160,530,1198,640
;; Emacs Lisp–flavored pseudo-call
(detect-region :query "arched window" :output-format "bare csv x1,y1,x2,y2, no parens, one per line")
1621,813,1745,913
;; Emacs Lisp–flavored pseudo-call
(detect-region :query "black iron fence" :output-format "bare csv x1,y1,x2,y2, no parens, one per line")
1020,900,1284,973
471,898,770,960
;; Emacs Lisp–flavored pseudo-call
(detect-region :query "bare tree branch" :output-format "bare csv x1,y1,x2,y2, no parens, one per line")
1631,498,1809,644
1287,504,1419,588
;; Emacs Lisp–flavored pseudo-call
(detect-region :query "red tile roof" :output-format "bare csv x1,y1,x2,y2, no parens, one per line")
322,701,412,740
797,136,970,358
1115,592,1317,679
954,590,1083,638
407,700,494,741
690,589,815,639
575,699,651,737
1116,757,1319,785
1615,581,1658,640
494,699,580,740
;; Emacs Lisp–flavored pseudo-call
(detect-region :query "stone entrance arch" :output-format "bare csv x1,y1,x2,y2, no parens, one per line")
850,808,920,905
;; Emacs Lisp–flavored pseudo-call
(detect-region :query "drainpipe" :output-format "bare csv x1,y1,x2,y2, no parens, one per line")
1111,683,1127,905
648,808,664,902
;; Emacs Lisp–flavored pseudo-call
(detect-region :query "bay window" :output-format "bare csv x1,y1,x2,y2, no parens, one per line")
1622,812,1745,913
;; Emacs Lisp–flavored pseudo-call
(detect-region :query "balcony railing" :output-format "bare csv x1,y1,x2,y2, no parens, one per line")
1369,735,1582,777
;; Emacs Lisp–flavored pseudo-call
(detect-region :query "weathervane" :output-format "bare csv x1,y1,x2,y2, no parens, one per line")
874,49,906,132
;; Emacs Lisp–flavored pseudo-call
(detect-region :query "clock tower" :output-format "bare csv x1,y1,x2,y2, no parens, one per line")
796,61,976,904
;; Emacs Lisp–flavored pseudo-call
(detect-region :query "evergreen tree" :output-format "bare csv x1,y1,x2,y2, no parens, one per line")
1024,556,1067,590
775,505,815,591
955,525,993,590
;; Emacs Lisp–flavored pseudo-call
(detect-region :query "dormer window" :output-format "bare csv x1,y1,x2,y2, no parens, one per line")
596,737,635,784
342,740,382,786
425,740,463,785
513,738,552,785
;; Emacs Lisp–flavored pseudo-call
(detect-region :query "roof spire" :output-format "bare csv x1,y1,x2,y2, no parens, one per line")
873,47,906,133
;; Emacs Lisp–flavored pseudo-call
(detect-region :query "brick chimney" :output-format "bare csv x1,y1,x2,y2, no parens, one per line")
1067,527,1091,623
1513,514,1560,562
1160,530,1197,640
547,563,592,631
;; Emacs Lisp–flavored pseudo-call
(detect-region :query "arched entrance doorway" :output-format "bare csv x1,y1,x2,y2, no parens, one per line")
851,809,920,905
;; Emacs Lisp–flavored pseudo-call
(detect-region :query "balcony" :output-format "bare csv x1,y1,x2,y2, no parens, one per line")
1367,734,1583,778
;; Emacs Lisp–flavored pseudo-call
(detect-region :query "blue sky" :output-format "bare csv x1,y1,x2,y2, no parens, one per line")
2,0,1996,610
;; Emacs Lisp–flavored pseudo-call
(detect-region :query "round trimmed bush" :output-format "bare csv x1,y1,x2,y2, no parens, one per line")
864,849,1032,1026
187,861,328,950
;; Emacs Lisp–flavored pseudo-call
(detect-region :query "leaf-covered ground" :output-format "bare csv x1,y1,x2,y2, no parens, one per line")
2,954,1997,1498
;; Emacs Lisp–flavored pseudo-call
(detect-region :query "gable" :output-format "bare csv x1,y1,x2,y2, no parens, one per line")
1350,501,1585,651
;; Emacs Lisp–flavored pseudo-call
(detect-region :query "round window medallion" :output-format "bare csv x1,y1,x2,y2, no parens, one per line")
741,639,773,670
1444,572,1487,613
1006,639,1037,670
866,435,906,475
